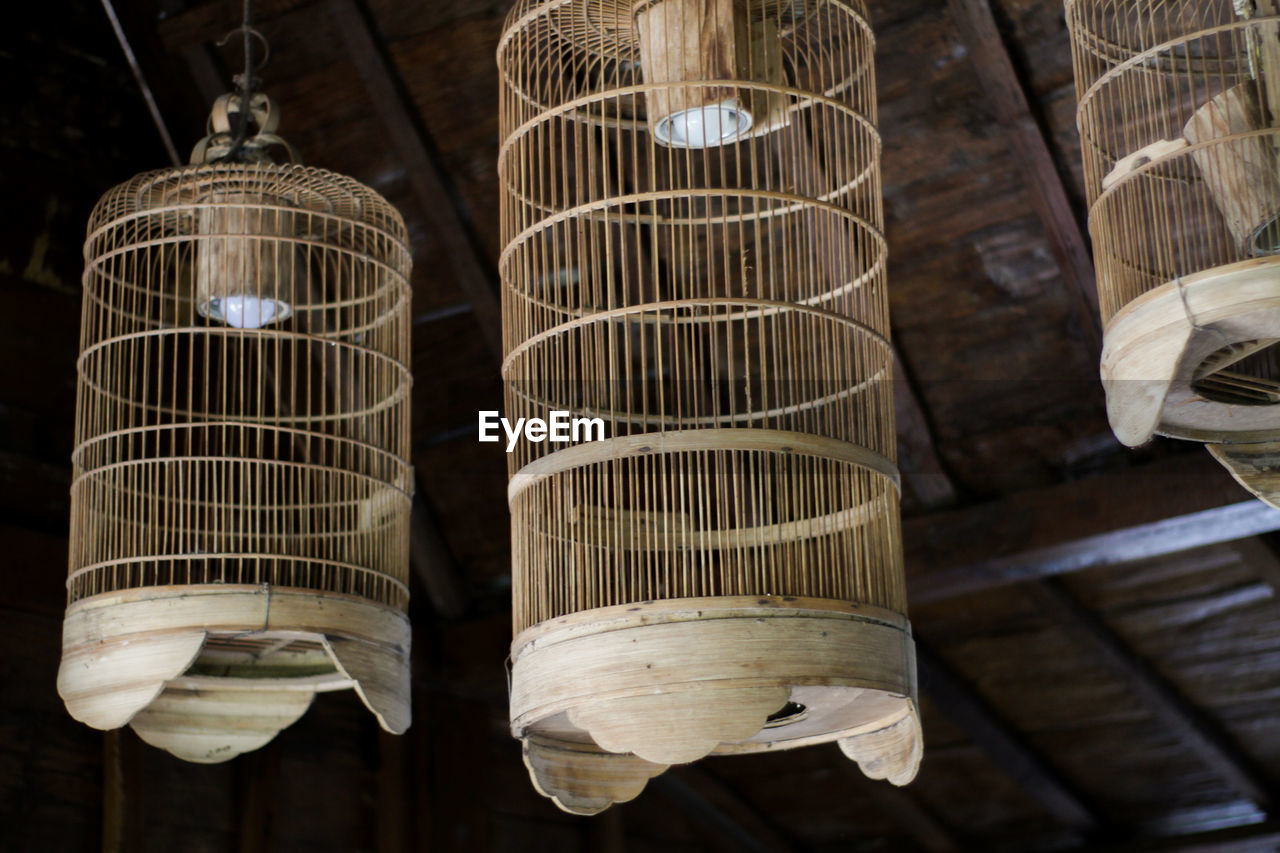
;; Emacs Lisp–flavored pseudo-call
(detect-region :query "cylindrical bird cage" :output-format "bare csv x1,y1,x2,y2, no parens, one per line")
57,91,414,762
1068,0,1280,505
498,0,919,813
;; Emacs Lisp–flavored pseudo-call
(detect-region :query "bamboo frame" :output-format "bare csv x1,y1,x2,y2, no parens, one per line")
498,0,918,813
59,161,414,761
1068,0,1280,508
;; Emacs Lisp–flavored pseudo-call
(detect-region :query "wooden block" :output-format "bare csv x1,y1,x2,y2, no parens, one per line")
1184,82,1280,256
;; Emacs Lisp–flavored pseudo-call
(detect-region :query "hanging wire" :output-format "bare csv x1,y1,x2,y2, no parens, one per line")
216,0,263,162
100,0,181,165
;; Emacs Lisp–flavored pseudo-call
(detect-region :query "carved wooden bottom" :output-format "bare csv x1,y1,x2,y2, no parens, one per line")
58,585,410,762
1101,258,1280,447
510,596,920,813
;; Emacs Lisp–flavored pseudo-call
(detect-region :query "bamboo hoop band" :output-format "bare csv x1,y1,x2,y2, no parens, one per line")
508,428,900,504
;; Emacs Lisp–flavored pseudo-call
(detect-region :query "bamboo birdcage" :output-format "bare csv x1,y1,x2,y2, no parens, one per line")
57,91,415,763
1068,0,1280,505
498,0,920,814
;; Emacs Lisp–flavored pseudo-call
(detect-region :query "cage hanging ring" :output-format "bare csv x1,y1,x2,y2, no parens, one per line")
215,25,271,73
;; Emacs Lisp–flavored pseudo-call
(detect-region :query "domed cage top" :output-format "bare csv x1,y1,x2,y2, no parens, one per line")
59,161,415,763
498,0,920,814
1068,0,1280,506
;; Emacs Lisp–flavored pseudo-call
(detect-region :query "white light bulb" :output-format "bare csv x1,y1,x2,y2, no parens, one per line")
656,102,753,149
203,296,290,329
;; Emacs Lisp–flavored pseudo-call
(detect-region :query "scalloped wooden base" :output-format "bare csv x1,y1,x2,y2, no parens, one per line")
1101,258,1280,508
1101,258,1280,447
58,585,410,763
510,596,921,814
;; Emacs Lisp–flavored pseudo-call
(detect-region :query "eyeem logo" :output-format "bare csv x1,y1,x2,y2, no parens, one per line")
479,410,605,453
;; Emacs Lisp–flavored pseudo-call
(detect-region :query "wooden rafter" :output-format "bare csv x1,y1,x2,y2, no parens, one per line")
236,747,280,853
916,643,1103,834
101,730,141,853
945,0,1102,354
654,766,799,853
1029,578,1278,813
1098,818,1280,852
894,348,959,511
905,452,1280,605
409,492,469,620
838,760,961,853
324,0,503,360
1229,534,1280,593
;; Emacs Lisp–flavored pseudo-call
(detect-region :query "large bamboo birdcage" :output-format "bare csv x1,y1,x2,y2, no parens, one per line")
498,0,920,814
1068,0,1280,505
57,90,414,762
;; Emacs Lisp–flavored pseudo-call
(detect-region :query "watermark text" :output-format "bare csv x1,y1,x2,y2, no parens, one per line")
478,410,605,452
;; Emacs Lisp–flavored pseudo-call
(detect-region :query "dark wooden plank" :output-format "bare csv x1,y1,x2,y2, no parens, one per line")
906,452,1280,605
410,493,469,620
583,808,625,853
1229,535,1280,594
428,694,492,851
1028,578,1278,813
179,40,227,105
102,730,141,853
945,0,1101,352
1100,819,1280,852
894,348,959,511
839,762,961,853
377,730,410,853
655,766,798,853
324,0,503,360
235,746,279,853
915,643,1102,833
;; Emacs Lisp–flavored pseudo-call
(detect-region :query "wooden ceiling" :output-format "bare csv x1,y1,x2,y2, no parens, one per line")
3,0,1280,850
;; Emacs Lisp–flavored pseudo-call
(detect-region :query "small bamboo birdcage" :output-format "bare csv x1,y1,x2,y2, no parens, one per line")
57,88,414,762
1068,0,1280,505
498,0,920,814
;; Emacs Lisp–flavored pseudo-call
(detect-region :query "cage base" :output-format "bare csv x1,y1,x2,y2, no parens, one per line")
1101,257,1280,447
58,585,410,762
510,596,920,813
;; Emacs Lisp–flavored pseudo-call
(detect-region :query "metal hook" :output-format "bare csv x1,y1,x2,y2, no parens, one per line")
215,25,271,73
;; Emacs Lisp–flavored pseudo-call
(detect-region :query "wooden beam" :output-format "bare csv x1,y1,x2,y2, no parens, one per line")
838,761,960,853
102,730,142,853
324,0,503,361
235,745,279,853
655,766,798,853
905,452,1280,605
583,808,625,853
894,348,958,511
1099,819,1280,853
377,730,411,853
945,0,1102,353
409,493,469,620
1029,579,1278,813
915,643,1102,833
179,40,226,107
1228,535,1280,594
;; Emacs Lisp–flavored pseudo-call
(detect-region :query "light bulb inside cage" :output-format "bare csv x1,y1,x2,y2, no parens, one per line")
653,100,753,148
194,193,294,329
635,0,786,148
